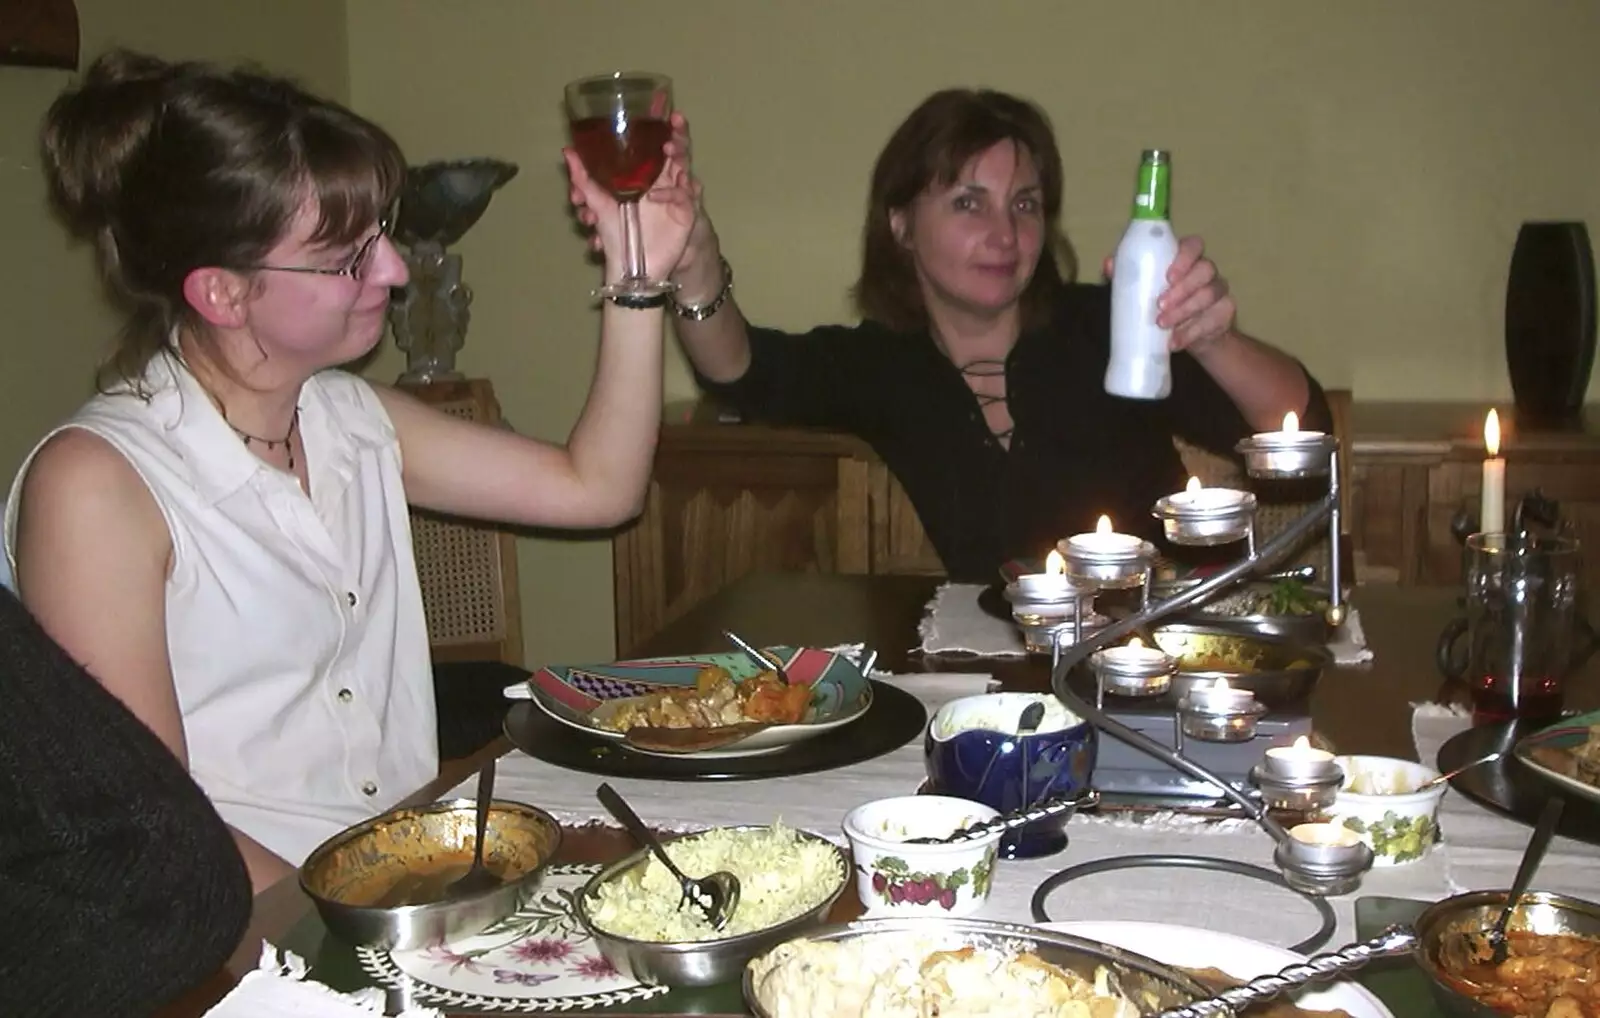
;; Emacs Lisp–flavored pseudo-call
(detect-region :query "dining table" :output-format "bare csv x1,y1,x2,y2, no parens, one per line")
157,574,1600,1017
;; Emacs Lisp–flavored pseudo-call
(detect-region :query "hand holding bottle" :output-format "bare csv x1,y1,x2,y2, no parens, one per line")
1104,234,1238,356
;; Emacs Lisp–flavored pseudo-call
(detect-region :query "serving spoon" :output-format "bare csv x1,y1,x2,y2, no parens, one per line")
444,759,502,899
596,782,741,930
906,788,1100,844
1486,795,1564,963
1417,749,1503,792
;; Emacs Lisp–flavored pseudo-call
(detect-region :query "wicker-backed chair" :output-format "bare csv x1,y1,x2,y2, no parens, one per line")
1174,388,1353,581
399,378,526,759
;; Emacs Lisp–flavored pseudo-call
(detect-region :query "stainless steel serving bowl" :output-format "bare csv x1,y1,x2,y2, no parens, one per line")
299,797,561,951
1148,621,1331,707
1413,889,1600,1018
572,825,849,987
1154,578,1337,646
743,916,1215,1017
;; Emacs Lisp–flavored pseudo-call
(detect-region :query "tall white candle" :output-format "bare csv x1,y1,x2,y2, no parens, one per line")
1481,409,1506,534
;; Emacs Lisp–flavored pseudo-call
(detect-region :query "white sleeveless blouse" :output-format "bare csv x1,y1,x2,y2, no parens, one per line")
4,353,437,864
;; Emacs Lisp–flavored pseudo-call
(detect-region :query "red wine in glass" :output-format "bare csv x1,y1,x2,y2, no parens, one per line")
569,116,671,201
564,72,676,303
1469,672,1564,726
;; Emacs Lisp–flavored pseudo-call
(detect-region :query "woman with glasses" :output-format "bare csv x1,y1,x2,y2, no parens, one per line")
4,49,695,892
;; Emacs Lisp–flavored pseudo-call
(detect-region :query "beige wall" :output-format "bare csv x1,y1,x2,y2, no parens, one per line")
0,0,351,481
346,0,1600,665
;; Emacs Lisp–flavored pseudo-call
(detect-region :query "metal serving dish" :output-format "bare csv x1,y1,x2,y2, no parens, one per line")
1413,889,1600,1018
572,825,849,987
1154,578,1337,646
300,797,561,950
743,916,1215,1017
1148,622,1331,707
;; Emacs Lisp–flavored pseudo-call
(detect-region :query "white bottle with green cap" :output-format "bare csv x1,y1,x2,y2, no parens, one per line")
1106,149,1178,400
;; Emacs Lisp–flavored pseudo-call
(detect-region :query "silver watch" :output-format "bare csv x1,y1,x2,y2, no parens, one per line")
671,257,734,322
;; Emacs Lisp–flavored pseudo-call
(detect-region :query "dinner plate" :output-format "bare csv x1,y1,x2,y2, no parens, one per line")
1513,708,1600,806
1041,920,1395,1018
1437,718,1600,845
524,646,873,758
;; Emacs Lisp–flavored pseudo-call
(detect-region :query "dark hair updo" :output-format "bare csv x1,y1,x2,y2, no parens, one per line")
41,48,406,389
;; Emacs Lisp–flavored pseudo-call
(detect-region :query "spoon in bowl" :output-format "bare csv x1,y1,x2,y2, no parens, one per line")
1417,750,1504,792
1485,795,1564,964
596,782,741,930
445,759,502,899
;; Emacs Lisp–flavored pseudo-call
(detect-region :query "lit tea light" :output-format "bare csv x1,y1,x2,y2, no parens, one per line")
1067,515,1143,558
1015,549,1075,599
1101,636,1168,668
1262,736,1338,782
1288,822,1362,849
1253,410,1327,445
1186,677,1258,714
1169,476,1250,512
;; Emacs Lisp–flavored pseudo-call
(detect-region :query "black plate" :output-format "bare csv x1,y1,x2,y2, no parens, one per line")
503,678,927,781
1437,719,1600,846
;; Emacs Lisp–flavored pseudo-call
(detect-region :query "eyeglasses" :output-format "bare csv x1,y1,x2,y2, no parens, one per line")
244,218,391,282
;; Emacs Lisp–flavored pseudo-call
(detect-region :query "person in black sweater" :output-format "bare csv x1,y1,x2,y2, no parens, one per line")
569,89,1331,582
0,586,252,1016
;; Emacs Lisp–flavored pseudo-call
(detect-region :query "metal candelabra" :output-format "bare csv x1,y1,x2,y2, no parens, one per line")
1017,424,1374,894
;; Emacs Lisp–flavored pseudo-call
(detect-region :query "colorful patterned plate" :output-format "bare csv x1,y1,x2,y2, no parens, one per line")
525,647,873,759
1514,708,1600,806
357,864,668,1012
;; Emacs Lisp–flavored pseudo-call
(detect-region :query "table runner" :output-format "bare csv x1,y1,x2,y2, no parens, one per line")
463,676,1600,950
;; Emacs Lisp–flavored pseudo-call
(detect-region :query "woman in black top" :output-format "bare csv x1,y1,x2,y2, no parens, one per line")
571,89,1331,582
0,586,251,1016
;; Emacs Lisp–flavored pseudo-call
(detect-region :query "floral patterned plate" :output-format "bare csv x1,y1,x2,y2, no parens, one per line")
357,864,668,1012
525,647,873,759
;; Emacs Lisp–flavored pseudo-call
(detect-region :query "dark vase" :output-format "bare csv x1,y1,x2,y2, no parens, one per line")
1505,221,1596,431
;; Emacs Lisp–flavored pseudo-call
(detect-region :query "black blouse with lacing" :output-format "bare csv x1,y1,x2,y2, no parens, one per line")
697,283,1332,584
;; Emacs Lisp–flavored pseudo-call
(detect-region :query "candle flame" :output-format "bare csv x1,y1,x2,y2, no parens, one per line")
1045,549,1066,576
1293,735,1311,751
1128,637,1144,650
1281,411,1300,434
1484,408,1501,458
1215,678,1231,693
1095,515,1114,535
1186,476,1202,494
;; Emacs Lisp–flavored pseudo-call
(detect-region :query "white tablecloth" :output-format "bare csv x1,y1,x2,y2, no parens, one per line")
464,675,1600,952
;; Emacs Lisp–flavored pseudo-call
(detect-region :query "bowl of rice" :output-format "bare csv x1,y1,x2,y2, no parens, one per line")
573,823,849,986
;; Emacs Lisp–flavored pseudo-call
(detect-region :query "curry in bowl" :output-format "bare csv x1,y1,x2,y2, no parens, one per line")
301,799,560,909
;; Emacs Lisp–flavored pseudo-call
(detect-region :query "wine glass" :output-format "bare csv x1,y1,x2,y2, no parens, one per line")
564,71,676,304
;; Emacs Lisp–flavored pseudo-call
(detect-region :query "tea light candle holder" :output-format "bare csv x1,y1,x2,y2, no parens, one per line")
1177,678,1267,743
1237,410,1338,479
1274,822,1375,897
1154,476,1258,547
1262,737,1338,782
1251,737,1344,811
1060,515,1157,589
1014,549,1080,600
1091,638,1177,700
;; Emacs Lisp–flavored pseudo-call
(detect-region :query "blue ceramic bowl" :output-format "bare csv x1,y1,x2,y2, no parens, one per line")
923,692,1097,859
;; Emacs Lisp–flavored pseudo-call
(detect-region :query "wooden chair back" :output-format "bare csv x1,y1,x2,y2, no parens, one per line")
398,379,524,666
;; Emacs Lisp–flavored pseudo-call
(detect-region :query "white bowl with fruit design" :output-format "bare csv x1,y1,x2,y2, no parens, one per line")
841,795,1001,918
1326,755,1446,867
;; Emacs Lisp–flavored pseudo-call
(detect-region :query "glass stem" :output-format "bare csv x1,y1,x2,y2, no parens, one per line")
622,200,647,283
